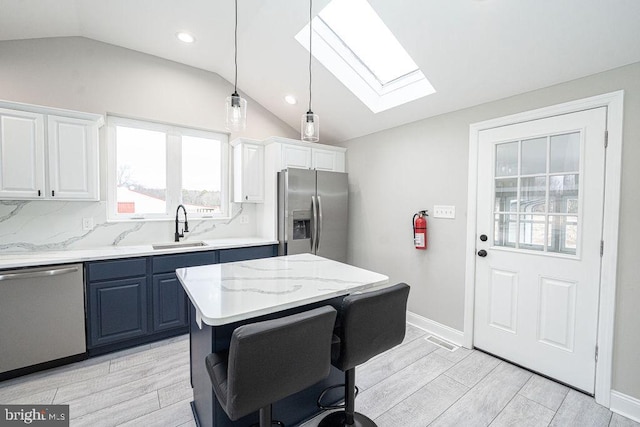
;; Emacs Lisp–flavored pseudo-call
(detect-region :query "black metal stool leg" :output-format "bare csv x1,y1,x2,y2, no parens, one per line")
259,405,272,427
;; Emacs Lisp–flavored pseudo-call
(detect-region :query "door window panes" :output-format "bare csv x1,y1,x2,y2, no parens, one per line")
494,214,517,248
521,137,547,175
495,142,518,177
520,177,546,213
549,174,579,214
548,215,578,255
550,132,580,173
493,133,581,255
495,178,518,212
116,126,167,215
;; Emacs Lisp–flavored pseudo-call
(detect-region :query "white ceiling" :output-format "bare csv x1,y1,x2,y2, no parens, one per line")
1,0,640,143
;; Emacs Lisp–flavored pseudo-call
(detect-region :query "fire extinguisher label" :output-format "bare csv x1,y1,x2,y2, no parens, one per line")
414,233,425,247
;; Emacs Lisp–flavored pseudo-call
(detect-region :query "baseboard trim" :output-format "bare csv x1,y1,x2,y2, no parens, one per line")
610,390,640,422
407,311,465,347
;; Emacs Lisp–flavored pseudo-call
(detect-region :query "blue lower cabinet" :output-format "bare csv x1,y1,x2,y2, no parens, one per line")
152,273,188,332
86,245,276,356
88,277,148,347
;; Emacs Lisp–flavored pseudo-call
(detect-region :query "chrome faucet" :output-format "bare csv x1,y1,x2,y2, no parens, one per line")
175,204,189,242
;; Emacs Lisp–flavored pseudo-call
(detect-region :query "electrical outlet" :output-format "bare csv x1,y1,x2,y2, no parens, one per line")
433,205,455,219
240,215,249,224
82,217,94,231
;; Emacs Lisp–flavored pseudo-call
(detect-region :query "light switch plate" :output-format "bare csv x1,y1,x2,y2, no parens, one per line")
433,205,455,219
240,215,249,224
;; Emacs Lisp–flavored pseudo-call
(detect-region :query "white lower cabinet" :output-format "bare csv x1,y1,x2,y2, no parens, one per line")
0,102,103,201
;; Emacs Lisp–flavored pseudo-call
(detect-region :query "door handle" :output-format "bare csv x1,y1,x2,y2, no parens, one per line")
477,249,488,257
316,195,323,253
311,196,317,252
0,266,79,281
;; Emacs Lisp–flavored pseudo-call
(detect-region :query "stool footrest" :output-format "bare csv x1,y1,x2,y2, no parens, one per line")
317,384,360,410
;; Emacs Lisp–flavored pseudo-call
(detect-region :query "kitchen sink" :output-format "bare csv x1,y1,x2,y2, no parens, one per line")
152,241,208,250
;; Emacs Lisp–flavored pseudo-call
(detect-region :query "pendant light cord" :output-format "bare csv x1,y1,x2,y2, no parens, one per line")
308,0,313,112
234,0,238,93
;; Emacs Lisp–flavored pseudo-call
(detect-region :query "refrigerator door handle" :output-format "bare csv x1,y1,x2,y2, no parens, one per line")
311,196,317,252
316,195,323,253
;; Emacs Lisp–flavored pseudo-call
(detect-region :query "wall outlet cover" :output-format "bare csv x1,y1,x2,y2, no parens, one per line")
82,217,95,230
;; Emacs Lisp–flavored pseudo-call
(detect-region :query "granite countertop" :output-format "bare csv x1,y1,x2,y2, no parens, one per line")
176,253,390,326
0,237,278,270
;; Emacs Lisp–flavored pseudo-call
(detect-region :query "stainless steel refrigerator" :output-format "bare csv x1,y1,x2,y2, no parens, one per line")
278,168,348,262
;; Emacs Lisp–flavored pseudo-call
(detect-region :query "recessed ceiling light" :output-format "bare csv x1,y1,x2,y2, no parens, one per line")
176,32,196,44
284,95,297,105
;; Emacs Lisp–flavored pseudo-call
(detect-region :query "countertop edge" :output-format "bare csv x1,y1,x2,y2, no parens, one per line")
0,238,279,270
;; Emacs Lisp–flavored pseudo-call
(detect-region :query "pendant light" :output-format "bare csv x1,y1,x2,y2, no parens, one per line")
225,0,247,131
301,0,319,142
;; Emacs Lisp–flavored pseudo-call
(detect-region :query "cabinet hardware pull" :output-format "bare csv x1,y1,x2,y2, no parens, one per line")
38,190,41,196
52,190,55,197
0,266,79,281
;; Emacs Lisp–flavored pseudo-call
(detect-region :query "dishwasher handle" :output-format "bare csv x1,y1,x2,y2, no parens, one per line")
0,266,79,281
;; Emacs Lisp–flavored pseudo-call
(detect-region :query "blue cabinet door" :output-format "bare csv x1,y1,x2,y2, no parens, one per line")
152,273,188,332
88,277,148,348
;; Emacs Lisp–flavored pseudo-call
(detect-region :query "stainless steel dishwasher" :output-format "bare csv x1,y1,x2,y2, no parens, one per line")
0,264,86,378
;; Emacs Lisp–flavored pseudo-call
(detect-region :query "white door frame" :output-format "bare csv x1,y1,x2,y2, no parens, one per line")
463,91,624,407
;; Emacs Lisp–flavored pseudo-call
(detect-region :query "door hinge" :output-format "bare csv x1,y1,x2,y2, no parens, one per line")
595,345,599,362
600,240,604,256
604,130,609,148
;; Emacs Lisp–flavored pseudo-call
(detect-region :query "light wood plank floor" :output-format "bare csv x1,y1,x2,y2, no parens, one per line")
0,325,638,427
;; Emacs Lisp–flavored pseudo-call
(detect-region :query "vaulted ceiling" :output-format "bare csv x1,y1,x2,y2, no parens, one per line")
1,0,639,143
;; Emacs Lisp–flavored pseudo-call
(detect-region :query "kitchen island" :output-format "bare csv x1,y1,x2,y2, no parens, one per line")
176,253,389,427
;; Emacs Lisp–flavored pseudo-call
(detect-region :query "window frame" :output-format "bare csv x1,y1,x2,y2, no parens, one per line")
107,115,230,222
294,1,435,113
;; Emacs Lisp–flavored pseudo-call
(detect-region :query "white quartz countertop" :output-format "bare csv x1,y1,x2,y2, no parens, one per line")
0,237,278,270
176,253,390,326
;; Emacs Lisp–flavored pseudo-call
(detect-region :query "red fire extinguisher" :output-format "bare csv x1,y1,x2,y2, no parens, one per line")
413,210,428,250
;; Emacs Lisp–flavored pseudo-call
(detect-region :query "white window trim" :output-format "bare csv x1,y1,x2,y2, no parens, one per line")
106,115,230,222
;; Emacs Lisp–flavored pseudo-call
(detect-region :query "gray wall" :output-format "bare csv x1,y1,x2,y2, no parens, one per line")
0,37,297,249
341,62,640,399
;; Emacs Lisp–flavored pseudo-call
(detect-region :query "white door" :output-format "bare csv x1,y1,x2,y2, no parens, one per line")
474,107,607,393
0,108,45,199
47,115,99,200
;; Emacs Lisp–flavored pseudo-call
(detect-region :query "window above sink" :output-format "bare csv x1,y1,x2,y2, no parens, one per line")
106,116,229,222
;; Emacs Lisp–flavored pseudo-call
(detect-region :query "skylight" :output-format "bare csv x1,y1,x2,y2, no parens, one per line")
295,0,435,113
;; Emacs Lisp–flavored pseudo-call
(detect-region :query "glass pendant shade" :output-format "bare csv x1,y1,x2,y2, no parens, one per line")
225,92,247,131
301,110,319,142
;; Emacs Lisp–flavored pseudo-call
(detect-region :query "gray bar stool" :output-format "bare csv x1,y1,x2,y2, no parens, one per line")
206,305,337,427
318,283,410,427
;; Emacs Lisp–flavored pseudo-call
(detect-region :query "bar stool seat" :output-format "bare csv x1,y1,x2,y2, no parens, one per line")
206,305,337,427
318,283,410,427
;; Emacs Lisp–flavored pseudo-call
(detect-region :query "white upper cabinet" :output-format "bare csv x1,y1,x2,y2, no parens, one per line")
0,101,103,201
312,147,345,171
47,115,100,200
232,139,265,203
282,144,312,169
0,108,46,199
265,137,346,173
